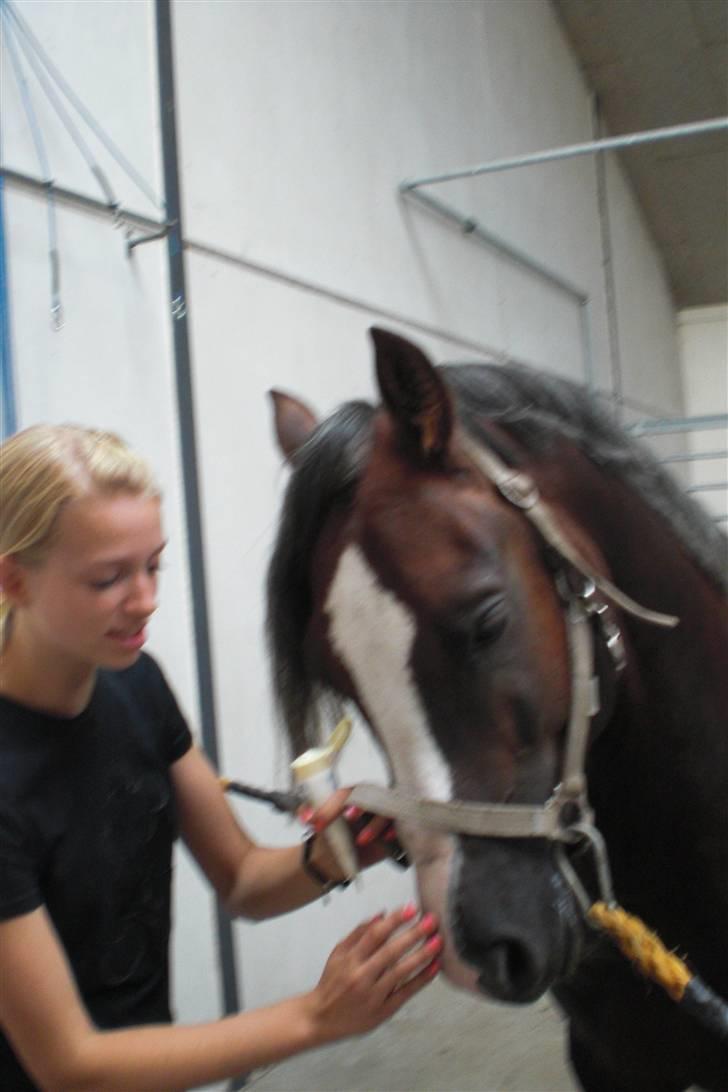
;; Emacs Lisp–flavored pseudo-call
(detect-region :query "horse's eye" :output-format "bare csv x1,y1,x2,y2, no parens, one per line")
471,597,508,647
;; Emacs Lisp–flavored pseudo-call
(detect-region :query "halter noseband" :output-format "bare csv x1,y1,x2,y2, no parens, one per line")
349,438,678,843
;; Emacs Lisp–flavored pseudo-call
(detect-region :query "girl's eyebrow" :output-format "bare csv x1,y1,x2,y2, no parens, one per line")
85,541,168,568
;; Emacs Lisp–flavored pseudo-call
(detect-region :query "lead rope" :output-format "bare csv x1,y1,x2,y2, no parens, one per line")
556,826,728,1043
587,902,690,1002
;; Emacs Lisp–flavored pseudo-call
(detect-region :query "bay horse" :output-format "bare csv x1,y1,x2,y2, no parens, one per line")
266,328,728,1092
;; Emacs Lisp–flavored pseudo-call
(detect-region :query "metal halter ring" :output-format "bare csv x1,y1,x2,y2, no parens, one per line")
555,821,615,915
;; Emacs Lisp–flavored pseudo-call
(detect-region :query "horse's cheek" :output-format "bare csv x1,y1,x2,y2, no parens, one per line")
406,828,480,993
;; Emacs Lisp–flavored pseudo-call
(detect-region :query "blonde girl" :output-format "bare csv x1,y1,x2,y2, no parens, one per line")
0,424,440,1092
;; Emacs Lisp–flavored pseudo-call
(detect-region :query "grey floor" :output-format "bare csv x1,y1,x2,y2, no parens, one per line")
245,978,578,1092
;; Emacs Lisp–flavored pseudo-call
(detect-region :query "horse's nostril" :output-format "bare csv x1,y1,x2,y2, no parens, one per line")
458,935,547,1003
483,940,535,996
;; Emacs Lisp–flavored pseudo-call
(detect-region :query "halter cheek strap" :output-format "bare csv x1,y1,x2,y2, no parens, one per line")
460,437,679,629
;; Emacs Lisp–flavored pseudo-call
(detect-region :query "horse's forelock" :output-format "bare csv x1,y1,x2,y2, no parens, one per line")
267,400,375,758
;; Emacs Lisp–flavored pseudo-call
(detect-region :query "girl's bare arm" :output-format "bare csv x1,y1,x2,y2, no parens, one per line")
0,904,439,1092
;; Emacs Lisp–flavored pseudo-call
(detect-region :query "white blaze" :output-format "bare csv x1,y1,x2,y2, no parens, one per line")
325,543,451,804
325,543,479,991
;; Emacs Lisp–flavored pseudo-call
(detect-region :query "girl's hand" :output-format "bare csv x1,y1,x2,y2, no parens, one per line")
304,905,441,1043
300,788,406,876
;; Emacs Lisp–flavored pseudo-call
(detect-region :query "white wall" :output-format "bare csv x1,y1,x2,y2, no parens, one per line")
677,305,728,524
2,0,692,1070
0,0,220,1037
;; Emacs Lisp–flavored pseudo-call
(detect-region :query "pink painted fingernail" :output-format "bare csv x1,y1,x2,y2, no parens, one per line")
420,912,436,932
401,902,418,921
356,827,376,846
426,959,442,978
344,806,363,820
299,806,314,825
426,935,443,954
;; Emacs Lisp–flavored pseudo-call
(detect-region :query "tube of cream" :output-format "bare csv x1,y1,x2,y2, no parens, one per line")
291,717,359,882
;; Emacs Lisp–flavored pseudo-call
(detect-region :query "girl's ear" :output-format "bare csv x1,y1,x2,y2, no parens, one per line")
0,555,31,606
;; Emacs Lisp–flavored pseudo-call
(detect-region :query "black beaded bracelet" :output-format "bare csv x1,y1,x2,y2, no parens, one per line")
302,832,351,893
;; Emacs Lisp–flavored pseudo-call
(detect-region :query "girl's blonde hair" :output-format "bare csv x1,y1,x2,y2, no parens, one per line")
0,424,158,641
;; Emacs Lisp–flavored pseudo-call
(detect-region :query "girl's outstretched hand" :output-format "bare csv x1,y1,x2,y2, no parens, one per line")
303,905,441,1044
301,787,407,873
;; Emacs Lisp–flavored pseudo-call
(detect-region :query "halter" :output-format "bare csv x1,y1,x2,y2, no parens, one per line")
348,437,679,843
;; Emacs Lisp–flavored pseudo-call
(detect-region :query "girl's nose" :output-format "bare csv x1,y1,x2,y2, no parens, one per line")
126,571,158,616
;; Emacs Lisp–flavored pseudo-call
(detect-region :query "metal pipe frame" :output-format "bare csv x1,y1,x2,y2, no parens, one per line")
402,179,596,387
7,135,724,503
628,414,728,437
404,186,588,302
635,416,727,522
154,1,243,1066
0,165,167,232
0,171,16,440
632,416,727,519
401,116,728,192
660,450,727,464
399,115,728,396
1,166,508,361
685,482,728,494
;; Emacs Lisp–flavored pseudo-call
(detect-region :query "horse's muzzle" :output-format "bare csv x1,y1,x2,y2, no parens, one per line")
451,837,583,1004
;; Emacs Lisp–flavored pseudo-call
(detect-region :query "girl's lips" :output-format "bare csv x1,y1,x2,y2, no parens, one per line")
106,626,147,650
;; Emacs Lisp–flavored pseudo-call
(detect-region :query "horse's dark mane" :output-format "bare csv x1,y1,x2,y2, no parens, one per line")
267,362,727,755
445,362,727,592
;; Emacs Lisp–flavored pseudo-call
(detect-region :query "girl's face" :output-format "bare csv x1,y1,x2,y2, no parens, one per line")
14,492,165,673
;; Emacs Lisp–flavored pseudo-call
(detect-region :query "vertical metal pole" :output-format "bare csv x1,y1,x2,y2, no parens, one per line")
578,299,596,393
592,96,623,407
154,2,244,1071
0,171,17,440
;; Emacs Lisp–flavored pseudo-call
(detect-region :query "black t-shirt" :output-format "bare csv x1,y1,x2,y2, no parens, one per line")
0,653,193,1090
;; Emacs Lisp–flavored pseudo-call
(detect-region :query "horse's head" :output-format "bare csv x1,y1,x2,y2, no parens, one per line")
269,329,586,1003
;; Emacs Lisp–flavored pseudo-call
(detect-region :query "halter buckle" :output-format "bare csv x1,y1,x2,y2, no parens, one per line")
578,579,627,674
496,471,539,509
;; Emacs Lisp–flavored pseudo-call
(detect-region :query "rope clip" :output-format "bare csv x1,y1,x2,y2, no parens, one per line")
555,820,615,915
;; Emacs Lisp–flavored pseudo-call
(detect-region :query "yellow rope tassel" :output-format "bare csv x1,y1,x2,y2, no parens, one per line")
588,901,692,1001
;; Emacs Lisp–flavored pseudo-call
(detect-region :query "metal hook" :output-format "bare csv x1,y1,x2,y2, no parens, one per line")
556,820,616,918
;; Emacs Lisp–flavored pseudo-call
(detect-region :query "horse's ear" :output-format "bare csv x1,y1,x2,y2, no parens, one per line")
268,390,318,463
370,327,453,460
